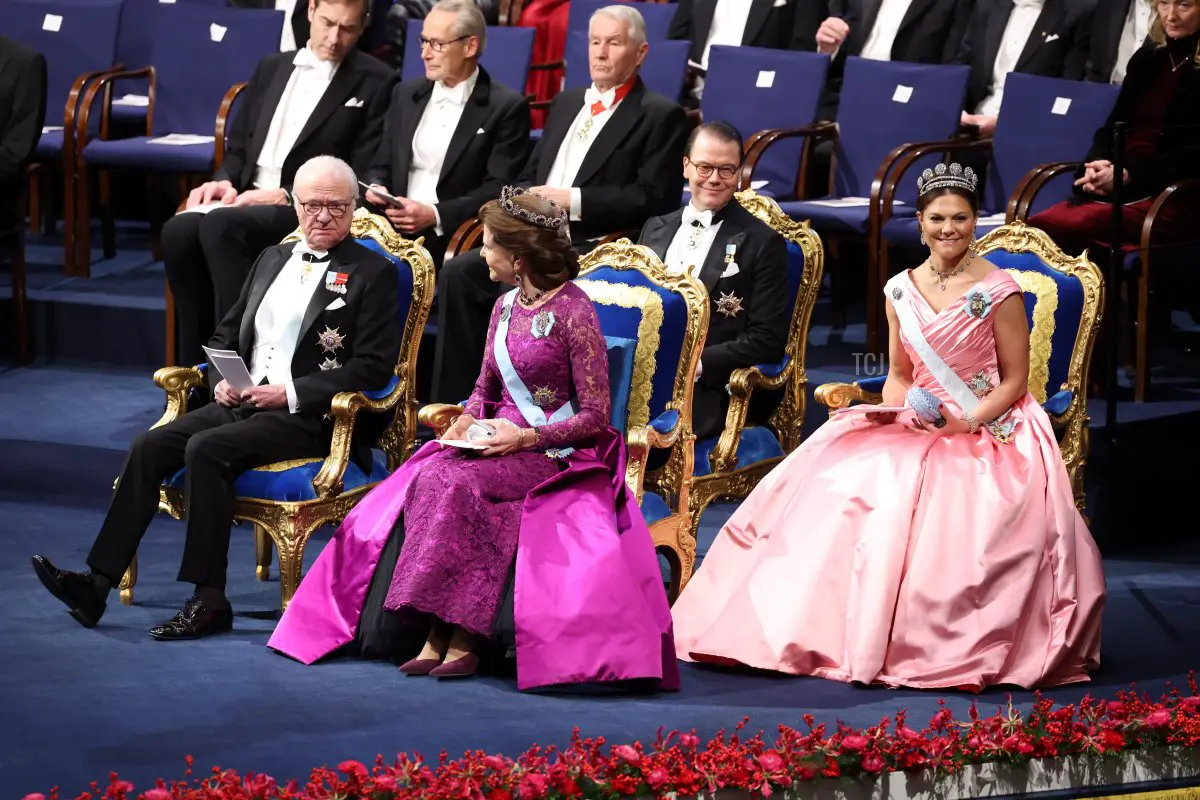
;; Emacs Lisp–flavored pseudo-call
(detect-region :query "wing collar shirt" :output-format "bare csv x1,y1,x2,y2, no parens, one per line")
544,79,635,222
408,68,479,236
254,46,340,191
249,241,329,413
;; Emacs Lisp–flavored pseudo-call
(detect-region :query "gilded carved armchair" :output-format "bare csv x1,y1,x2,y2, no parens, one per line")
419,240,710,599
676,190,824,552
119,210,436,609
815,222,1105,511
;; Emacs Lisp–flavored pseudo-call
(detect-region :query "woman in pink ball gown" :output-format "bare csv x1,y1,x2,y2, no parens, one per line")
671,164,1107,692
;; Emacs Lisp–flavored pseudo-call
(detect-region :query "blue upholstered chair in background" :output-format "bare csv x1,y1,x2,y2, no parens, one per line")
695,46,829,202
561,32,690,100
116,211,436,610
72,4,283,276
815,222,1104,512
419,240,709,599
742,58,971,355
6,0,123,275
877,75,1120,310
401,25,536,92
679,191,823,545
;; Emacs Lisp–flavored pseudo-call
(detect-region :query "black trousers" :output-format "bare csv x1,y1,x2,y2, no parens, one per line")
162,204,299,366
86,403,327,593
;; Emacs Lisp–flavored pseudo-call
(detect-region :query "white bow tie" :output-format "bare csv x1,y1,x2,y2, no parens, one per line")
431,80,471,107
293,47,335,79
682,206,714,228
294,242,330,260
584,85,616,111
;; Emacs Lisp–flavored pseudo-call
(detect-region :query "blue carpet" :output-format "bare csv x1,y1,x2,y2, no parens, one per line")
3,367,1200,796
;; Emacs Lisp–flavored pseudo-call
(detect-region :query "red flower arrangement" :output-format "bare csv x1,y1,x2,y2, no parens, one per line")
26,676,1200,800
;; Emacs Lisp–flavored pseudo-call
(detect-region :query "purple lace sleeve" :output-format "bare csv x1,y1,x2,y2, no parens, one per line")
534,293,611,449
463,300,504,417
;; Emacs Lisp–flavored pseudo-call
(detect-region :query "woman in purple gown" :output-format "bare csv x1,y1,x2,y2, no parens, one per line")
268,188,678,691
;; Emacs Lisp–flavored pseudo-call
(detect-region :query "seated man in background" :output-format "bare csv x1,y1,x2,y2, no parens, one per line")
162,0,395,368
807,0,970,120
31,157,401,641
362,0,531,267
1086,0,1153,83
669,0,811,104
955,0,1094,137
0,36,47,267
638,121,790,439
429,3,690,405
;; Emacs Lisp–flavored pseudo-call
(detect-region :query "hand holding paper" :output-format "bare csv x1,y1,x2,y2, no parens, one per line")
202,347,254,389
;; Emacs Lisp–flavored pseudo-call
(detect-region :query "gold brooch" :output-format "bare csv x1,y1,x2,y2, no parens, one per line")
715,291,744,318
531,386,558,408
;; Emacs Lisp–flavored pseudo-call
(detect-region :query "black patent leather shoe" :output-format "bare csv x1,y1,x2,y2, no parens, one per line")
31,555,107,628
148,597,233,641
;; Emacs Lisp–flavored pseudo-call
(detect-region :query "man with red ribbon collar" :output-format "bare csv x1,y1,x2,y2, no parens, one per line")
430,3,690,404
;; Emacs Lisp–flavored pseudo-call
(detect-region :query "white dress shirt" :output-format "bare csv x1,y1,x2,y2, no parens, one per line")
975,0,1044,116
859,0,914,61
1111,0,1152,84
409,69,478,236
700,0,754,69
664,203,724,277
545,82,631,221
254,46,340,191
276,0,300,51
249,242,327,413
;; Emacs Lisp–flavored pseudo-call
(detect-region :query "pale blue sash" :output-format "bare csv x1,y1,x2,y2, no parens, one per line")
494,289,577,454
886,273,1017,441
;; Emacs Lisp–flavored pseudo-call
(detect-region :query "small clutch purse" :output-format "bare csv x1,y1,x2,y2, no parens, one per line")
466,421,498,442
906,386,946,427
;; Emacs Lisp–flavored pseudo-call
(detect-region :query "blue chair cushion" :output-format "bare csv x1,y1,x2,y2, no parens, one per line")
364,375,399,401
35,129,64,158
354,236,414,336
166,449,391,503
82,136,214,173
605,335,637,432
1044,389,1073,417
858,375,886,393
640,490,671,525
694,426,785,477
649,409,679,436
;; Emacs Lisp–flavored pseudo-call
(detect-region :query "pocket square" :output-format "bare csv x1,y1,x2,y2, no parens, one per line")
773,0,787,6
1044,33,1060,42
325,298,347,311
476,127,485,134
344,97,364,107
719,262,740,278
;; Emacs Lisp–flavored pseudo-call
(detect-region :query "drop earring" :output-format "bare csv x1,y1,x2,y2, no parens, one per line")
919,231,926,245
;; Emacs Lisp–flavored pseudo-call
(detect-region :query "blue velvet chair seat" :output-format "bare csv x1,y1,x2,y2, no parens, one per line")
35,130,64,158
695,426,785,478
82,136,214,173
166,450,391,503
640,490,670,525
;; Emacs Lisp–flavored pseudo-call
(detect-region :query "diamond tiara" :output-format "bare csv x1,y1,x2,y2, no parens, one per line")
917,162,979,197
498,186,569,231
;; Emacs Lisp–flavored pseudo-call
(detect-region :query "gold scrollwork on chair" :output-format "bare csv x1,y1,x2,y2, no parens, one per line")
815,221,1104,514
680,190,825,565
121,209,436,609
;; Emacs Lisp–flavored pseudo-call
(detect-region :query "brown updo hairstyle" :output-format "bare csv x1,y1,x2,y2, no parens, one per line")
478,192,579,292
915,184,980,214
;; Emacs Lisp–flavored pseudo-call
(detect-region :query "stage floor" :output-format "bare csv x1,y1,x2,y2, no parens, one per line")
3,365,1200,796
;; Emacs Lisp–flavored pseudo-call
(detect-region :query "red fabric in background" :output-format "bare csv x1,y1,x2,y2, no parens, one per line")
519,0,570,129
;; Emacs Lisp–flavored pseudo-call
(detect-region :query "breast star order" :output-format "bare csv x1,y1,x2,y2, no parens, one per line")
532,386,558,408
715,291,744,318
316,326,345,353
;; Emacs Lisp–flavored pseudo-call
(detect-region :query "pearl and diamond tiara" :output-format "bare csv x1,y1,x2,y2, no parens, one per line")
917,162,979,197
499,186,569,231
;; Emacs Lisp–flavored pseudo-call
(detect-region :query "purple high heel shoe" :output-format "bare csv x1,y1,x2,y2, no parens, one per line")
430,653,480,679
398,657,443,676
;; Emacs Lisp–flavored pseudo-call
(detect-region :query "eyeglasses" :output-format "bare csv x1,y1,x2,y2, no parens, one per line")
420,35,470,53
297,199,353,217
687,160,740,181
